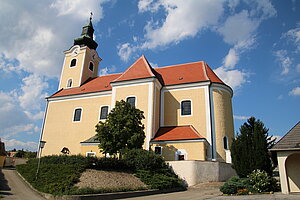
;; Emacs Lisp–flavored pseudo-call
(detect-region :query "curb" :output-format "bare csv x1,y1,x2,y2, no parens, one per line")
48,188,186,200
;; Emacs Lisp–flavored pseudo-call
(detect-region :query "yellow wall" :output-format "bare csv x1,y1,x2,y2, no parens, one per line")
163,87,207,137
212,88,234,162
80,145,105,157
59,47,100,89
151,142,206,161
41,95,111,156
59,50,84,89
114,83,150,148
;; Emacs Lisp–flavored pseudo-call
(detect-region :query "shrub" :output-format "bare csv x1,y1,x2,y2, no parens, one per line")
220,176,250,194
121,149,167,170
92,157,128,170
248,169,279,193
16,163,84,195
135,170,183,190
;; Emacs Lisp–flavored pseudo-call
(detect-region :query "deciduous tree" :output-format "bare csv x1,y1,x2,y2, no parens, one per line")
95,100,145,156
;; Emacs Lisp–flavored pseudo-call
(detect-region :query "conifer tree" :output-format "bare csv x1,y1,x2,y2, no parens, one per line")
231,117,274,177
95,100,145,156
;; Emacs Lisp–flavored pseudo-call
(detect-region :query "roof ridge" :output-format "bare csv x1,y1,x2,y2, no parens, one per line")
113,55,155,82
141,55,156,77
202,62,210,81
155,61,204,70
189,125,204,138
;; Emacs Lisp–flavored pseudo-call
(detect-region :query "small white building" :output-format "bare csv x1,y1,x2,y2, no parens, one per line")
270,121,300,194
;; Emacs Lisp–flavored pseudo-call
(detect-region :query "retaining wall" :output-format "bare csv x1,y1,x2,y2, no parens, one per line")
167,160,236,186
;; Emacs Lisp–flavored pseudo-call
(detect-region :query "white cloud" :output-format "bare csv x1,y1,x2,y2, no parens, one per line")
274,50,292,75
0,0,108,78
50,0,107,22
285,27,300,51
18,74,49,111
223,48,239,69
289,87,300,96
150,62,158,68
2,138,38,151
218,10,258,46
234,115,250,120
214,66,248,91
141,0,224,49
138,0,161,13
117,43,137,62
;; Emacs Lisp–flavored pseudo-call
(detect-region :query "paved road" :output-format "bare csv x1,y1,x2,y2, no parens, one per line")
1,168,299,200
0,168,45,200
125,182,300,200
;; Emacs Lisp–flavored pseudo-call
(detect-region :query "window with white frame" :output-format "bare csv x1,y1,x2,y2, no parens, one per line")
181,100,191,116
100,106,109,120
70,58,76,67
86,152,96,157
126,97,136,107
176,149,187,160
67,79,72,88
73,108,82,122
223,136,229,150
154,146,162,155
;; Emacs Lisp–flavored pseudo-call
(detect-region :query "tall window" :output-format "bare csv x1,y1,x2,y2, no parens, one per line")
70,59,76,67
181,100,191,115
67,79,72,88
73,108,82,122
154,146,162,155
126,97,136,107
100,106,109,120
223,136,229,150
89,62,94,72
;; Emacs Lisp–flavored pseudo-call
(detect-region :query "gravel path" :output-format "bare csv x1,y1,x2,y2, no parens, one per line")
75,169,147,190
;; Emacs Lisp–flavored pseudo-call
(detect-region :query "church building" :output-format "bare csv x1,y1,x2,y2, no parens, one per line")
39,19,234,163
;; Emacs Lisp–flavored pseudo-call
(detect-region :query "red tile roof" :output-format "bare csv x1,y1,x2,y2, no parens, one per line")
51,56,226,98
155,61,223,86
152,126,205,141
113,55,155,82
51,73,121,97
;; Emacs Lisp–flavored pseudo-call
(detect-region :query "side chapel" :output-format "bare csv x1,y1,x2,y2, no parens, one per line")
39,19,234,163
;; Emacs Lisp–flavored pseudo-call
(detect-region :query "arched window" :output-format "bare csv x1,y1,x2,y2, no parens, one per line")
67,79,72,88
73,108,82,122
126,97,136,107
100,106,109,120
181,100,191,116
89,62,94,72
70,59,76,67
223,136,228,150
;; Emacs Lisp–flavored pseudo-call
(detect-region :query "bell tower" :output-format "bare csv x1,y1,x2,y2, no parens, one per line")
58,15,102,90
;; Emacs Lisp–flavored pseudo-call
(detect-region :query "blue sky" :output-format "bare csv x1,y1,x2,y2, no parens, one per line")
0,0,299,151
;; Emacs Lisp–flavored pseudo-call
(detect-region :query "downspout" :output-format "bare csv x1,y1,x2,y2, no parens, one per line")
36,98,49,158
208,82,216,161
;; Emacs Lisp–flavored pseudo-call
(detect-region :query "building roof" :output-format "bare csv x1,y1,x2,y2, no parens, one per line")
151,126,205,142
271,121,300,151
80,135,100,144
51,73,121,98
112,55,155,82
51,56,227,98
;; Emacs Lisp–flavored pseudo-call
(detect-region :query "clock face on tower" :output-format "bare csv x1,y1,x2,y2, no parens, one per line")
71,46,80,56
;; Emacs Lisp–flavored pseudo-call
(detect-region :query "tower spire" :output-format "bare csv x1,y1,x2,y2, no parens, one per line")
73,13,98,49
